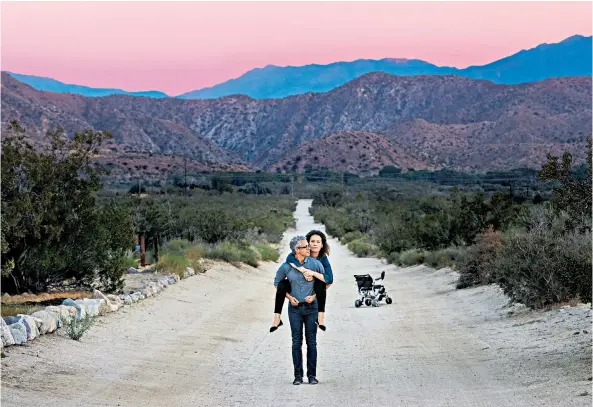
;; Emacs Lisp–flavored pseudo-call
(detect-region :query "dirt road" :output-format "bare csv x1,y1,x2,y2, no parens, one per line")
2,199,591,406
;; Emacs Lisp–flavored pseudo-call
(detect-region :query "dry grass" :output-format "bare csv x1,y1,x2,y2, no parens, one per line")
1,304,44,317
1,291,92,304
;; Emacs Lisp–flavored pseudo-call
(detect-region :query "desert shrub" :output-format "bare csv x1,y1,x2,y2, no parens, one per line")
194,209,243,243
185,246,205,269
122,257,139,275
166,239,194,256
206,242,260,267
65,313,97,341
341,231,365,244
347,239,378,258
253,244,280,262
456,226,503,289
494,207,592,307
1,122,134,294
398,249,425,266
424,247,466,269
385,252,401,265
311,187,343,207
155,253,189,278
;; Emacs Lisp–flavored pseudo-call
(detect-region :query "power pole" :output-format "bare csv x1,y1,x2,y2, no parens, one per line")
184,156,187,196
140,234,146,267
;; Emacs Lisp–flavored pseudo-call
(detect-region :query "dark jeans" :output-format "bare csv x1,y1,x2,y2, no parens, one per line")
275,279,327,314
288,301,318,379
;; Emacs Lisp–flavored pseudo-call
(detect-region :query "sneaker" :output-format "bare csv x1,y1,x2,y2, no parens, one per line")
293,376,303,385
308,376,319,385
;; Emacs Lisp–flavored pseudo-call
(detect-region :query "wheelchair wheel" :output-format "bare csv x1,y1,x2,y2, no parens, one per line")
364,298,372,306
355,300,362,308
385,297,393,305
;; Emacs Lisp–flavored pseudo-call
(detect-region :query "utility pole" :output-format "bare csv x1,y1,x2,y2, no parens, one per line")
140,234,146,267
184,156,187,196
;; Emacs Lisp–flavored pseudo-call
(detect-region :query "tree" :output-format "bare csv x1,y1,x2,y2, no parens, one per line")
378,165,402,177
538,136,592,224
1,121,134,293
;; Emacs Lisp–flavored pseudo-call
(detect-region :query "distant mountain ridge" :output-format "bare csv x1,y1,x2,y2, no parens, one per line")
179,35,592,99
5,34,591,100
6,72,170,99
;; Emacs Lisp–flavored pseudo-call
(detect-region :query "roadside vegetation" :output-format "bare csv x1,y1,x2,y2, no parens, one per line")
311,138,592,308
3,120,590,310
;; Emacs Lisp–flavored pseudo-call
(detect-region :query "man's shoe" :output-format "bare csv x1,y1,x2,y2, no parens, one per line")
293,376,303,385
308,376,319,385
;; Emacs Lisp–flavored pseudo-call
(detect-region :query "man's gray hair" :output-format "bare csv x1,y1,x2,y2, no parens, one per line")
289,235,307,254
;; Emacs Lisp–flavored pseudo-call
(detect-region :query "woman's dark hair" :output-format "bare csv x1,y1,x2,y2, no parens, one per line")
306,230,330,258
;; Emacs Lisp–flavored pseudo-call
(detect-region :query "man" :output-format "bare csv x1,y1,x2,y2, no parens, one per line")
273,235,326,385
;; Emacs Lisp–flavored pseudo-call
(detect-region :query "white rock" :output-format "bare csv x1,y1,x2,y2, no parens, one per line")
8,321,27,345
107,294,122,305
141,288,153,298
1,318,15,347
75,299,100,317
45,305,75,325
16,314,41,340
93,290,119,314
92,290,119,313
63,299,86,320
30,310,58,334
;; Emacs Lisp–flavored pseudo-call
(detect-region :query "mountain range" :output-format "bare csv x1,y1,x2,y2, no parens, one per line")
6,72,170,98
7,34,592,100
2,70,590,181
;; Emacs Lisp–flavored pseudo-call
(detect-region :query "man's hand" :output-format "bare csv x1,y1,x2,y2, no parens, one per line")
304,295,315,304
326,283,332,289
289,296,300,306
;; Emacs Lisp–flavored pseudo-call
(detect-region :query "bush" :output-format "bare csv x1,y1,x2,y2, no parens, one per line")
1,122,134,294
206,242,260,267
253,244,280,262
398,249,425,266
65,313,97,341
347,239,378,258
494,208,592,307
155,253,189,278
186,246,205,270
374,211,415,254
311,187,344,207
456,226,503,289
122,256,138,270
341,231,365,244
424,247,466,269
385,251,401,265
166,239,194,256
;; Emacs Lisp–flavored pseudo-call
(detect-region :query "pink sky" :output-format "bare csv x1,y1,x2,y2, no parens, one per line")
1,1,591,95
